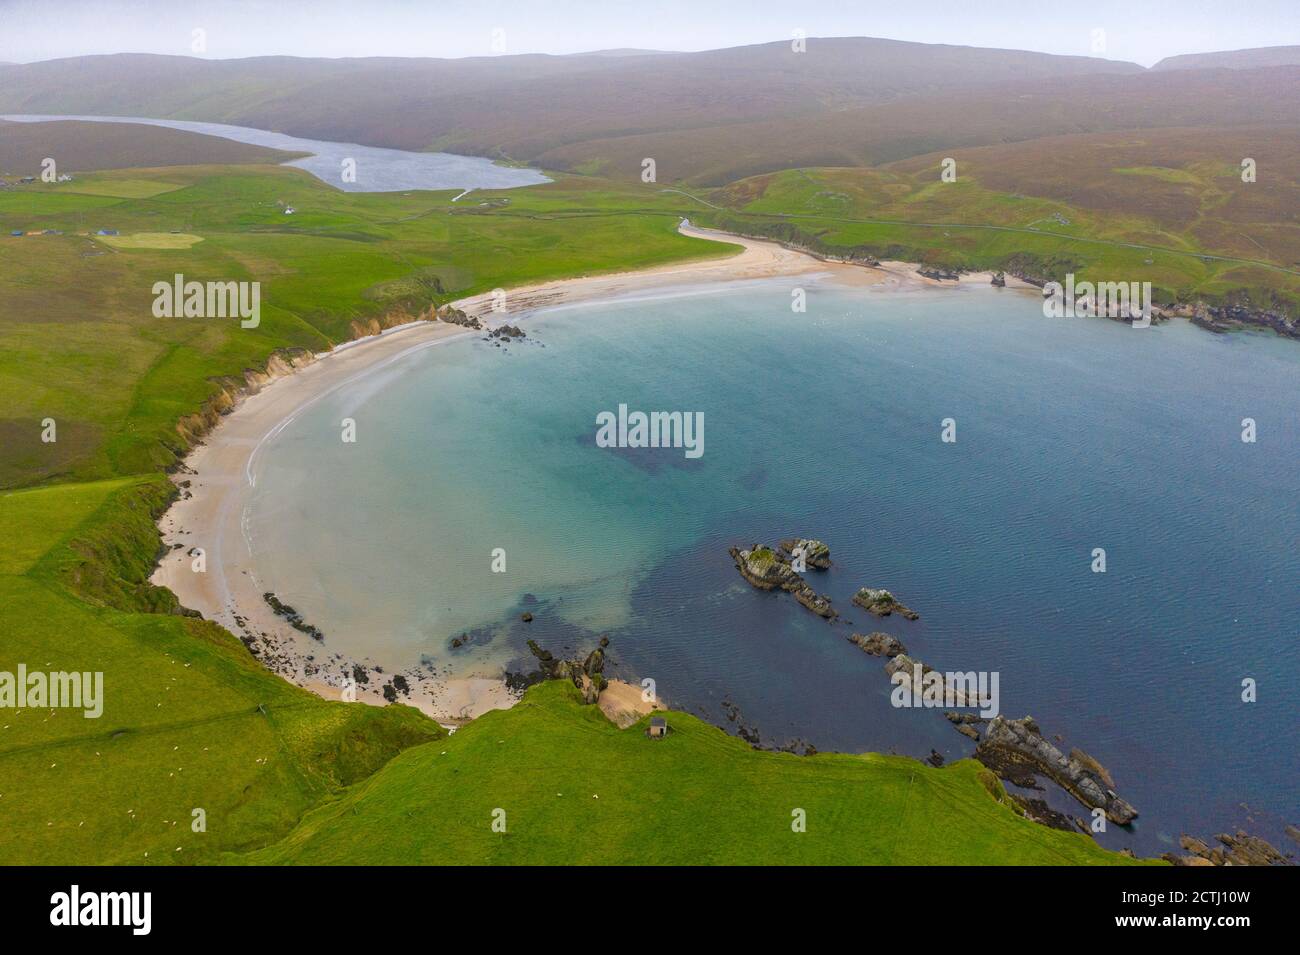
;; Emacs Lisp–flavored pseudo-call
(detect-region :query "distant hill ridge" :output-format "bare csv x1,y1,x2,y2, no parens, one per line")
1,39,1296,183
1151,45,1300,71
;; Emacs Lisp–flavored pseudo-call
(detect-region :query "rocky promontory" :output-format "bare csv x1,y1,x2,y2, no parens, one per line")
976,715,1138,825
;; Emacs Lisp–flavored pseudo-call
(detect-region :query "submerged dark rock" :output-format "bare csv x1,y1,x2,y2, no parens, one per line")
262,591,325,642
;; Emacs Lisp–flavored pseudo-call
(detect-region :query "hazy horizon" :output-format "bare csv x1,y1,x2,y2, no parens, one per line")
1,0,1297,68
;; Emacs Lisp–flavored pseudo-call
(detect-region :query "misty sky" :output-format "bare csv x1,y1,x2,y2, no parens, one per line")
1,0,1297,67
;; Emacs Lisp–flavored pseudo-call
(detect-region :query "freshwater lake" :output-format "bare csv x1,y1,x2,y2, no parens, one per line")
1,114,550,192
244,276,1299,856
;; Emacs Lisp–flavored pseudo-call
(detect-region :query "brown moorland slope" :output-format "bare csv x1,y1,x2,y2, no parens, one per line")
530,66,1300,184
0,119,301,175
0,39,1143,156
885,126,1300,266
1151,45,1300,71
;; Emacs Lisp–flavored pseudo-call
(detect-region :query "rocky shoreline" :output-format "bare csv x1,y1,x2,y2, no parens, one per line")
724,535,1293,864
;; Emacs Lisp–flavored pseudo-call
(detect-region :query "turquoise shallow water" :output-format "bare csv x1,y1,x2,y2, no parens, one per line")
249,276,1299,855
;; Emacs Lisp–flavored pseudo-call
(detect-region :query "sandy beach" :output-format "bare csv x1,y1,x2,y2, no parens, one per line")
151,221,1030,725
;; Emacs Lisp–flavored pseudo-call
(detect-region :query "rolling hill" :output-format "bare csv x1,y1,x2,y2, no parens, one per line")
2,41,1297,187
1151,45,1300,71
0,119,301,176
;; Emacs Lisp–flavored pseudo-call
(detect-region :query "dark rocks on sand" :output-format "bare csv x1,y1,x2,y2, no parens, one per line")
435,303,481,329
990,271,1006,287
852,587,919,620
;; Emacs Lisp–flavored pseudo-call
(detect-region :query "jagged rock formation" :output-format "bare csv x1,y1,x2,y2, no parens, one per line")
1170,831,1290,867
729,544,836,619
848,631,906,657
884,654,988,708
852,587,919,620
527,636,610,704
945,710,985,740
435,303,481,329
778,538,831,569
976,715,1138,825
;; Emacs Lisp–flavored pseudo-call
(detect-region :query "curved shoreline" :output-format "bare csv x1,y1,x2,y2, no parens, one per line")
151,223,1032,723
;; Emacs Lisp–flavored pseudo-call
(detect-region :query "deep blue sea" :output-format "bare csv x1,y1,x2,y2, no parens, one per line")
248,276,1299,856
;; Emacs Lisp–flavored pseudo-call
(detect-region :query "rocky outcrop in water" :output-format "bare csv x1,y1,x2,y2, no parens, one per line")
489,324,526,340
729,544,837,620
884,654,988,708
976,715,1138,825
848,631,905,657
778,538,831,569
852,587,919,620
1170,831,1290,867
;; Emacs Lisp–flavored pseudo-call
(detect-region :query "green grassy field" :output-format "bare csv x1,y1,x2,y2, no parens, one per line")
0,476,441,865
692,154,1300,312
8,134,1293,864
244,681,1146,866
